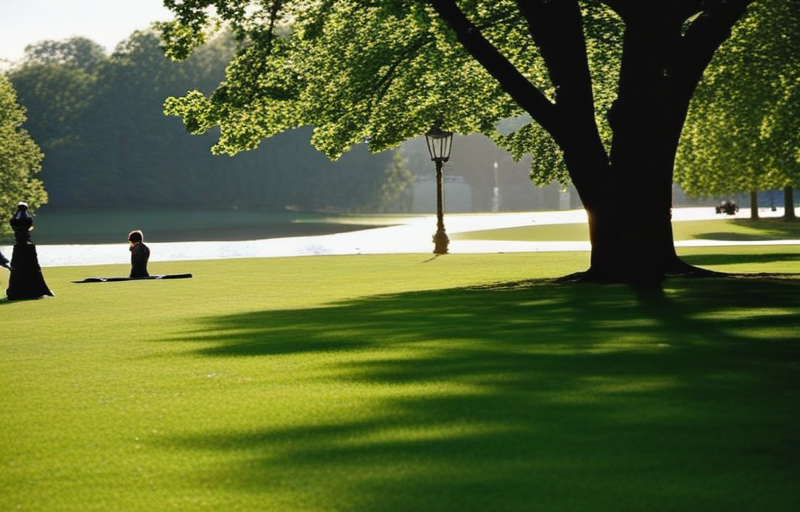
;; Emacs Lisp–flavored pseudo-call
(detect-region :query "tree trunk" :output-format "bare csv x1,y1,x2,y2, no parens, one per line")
574,159,697,283
431,0,751,284
750,190,759,219
584,206,678,282
575,3,750,283
784,186,796,220
574,12,688,283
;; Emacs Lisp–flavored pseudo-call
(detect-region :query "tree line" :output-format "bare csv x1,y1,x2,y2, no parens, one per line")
5,31,411,213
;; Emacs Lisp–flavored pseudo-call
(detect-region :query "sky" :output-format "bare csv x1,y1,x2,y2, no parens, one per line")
0,0,174,67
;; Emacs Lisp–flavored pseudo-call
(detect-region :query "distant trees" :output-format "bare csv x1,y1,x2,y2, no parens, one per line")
675,0,799,219
0,75,47,239
372,150,414,213
10,37,103,206
7,31,406,212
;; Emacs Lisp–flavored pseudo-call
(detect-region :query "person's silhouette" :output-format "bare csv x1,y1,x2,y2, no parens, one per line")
128,230,150,278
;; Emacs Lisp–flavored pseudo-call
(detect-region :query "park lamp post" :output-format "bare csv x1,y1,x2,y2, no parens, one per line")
7,202,53,300
425,126,453,255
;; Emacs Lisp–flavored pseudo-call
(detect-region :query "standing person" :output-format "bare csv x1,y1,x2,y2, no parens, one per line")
128,230,150,278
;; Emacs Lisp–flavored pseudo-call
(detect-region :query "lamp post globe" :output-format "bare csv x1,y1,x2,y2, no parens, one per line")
10,202,33,245
424,127,453,255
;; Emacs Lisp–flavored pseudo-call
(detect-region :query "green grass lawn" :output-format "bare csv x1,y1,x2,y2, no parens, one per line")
453,217,800,242
2,249,799,512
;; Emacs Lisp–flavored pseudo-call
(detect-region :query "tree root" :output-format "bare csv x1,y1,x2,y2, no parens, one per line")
556,266,799,284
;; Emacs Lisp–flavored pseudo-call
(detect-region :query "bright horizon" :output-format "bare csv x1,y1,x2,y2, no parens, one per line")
0,0,174,68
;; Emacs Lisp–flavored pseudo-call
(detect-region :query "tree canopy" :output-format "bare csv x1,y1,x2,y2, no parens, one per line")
161,1,618,178
162,0,756,281
0,74,47,239
676,0,799,201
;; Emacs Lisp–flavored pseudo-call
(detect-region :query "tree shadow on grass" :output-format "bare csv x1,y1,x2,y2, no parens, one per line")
695,218,800,241
683,252,800,267
161,277,800,512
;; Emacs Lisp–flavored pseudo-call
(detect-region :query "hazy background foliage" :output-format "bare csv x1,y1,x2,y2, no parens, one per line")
6,31,407,213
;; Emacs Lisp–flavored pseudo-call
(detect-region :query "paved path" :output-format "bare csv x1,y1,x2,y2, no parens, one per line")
4,207,799,267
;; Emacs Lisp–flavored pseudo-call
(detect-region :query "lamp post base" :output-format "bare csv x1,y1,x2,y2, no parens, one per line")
433,230,450,255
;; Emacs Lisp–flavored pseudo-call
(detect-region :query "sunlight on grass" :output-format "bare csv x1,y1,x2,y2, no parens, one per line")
453,218,800,242
693,307,799,320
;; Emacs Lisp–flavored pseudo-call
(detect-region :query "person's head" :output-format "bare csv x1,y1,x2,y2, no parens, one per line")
128,230,144,244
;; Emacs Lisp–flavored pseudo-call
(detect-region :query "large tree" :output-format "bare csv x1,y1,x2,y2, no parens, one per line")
0,74,48,240
161,0,756,282
675,0,799,219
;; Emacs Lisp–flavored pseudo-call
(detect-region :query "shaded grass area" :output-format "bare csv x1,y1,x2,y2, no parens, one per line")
681,246,800,268
25,208,405,244
692,218,800,240
2,250,799,511
171,276,800,512
454,218,800,242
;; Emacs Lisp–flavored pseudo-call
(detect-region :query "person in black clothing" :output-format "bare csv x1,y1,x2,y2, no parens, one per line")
128,230,150,278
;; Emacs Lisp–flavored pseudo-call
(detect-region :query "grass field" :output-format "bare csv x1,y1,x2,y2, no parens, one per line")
2,248,799,512
453,217,800,242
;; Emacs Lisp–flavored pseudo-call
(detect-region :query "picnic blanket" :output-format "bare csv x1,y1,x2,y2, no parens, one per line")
73,273,192,283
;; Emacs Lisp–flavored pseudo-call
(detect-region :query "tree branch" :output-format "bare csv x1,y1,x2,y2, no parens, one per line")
513,0,610,206
668,0,753,108
602,0,706,22
368,34,431,117
599,0,634,21
513,1,604,150
426,0,561,137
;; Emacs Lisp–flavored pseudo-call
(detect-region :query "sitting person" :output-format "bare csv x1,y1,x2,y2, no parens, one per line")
128,230,150,278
